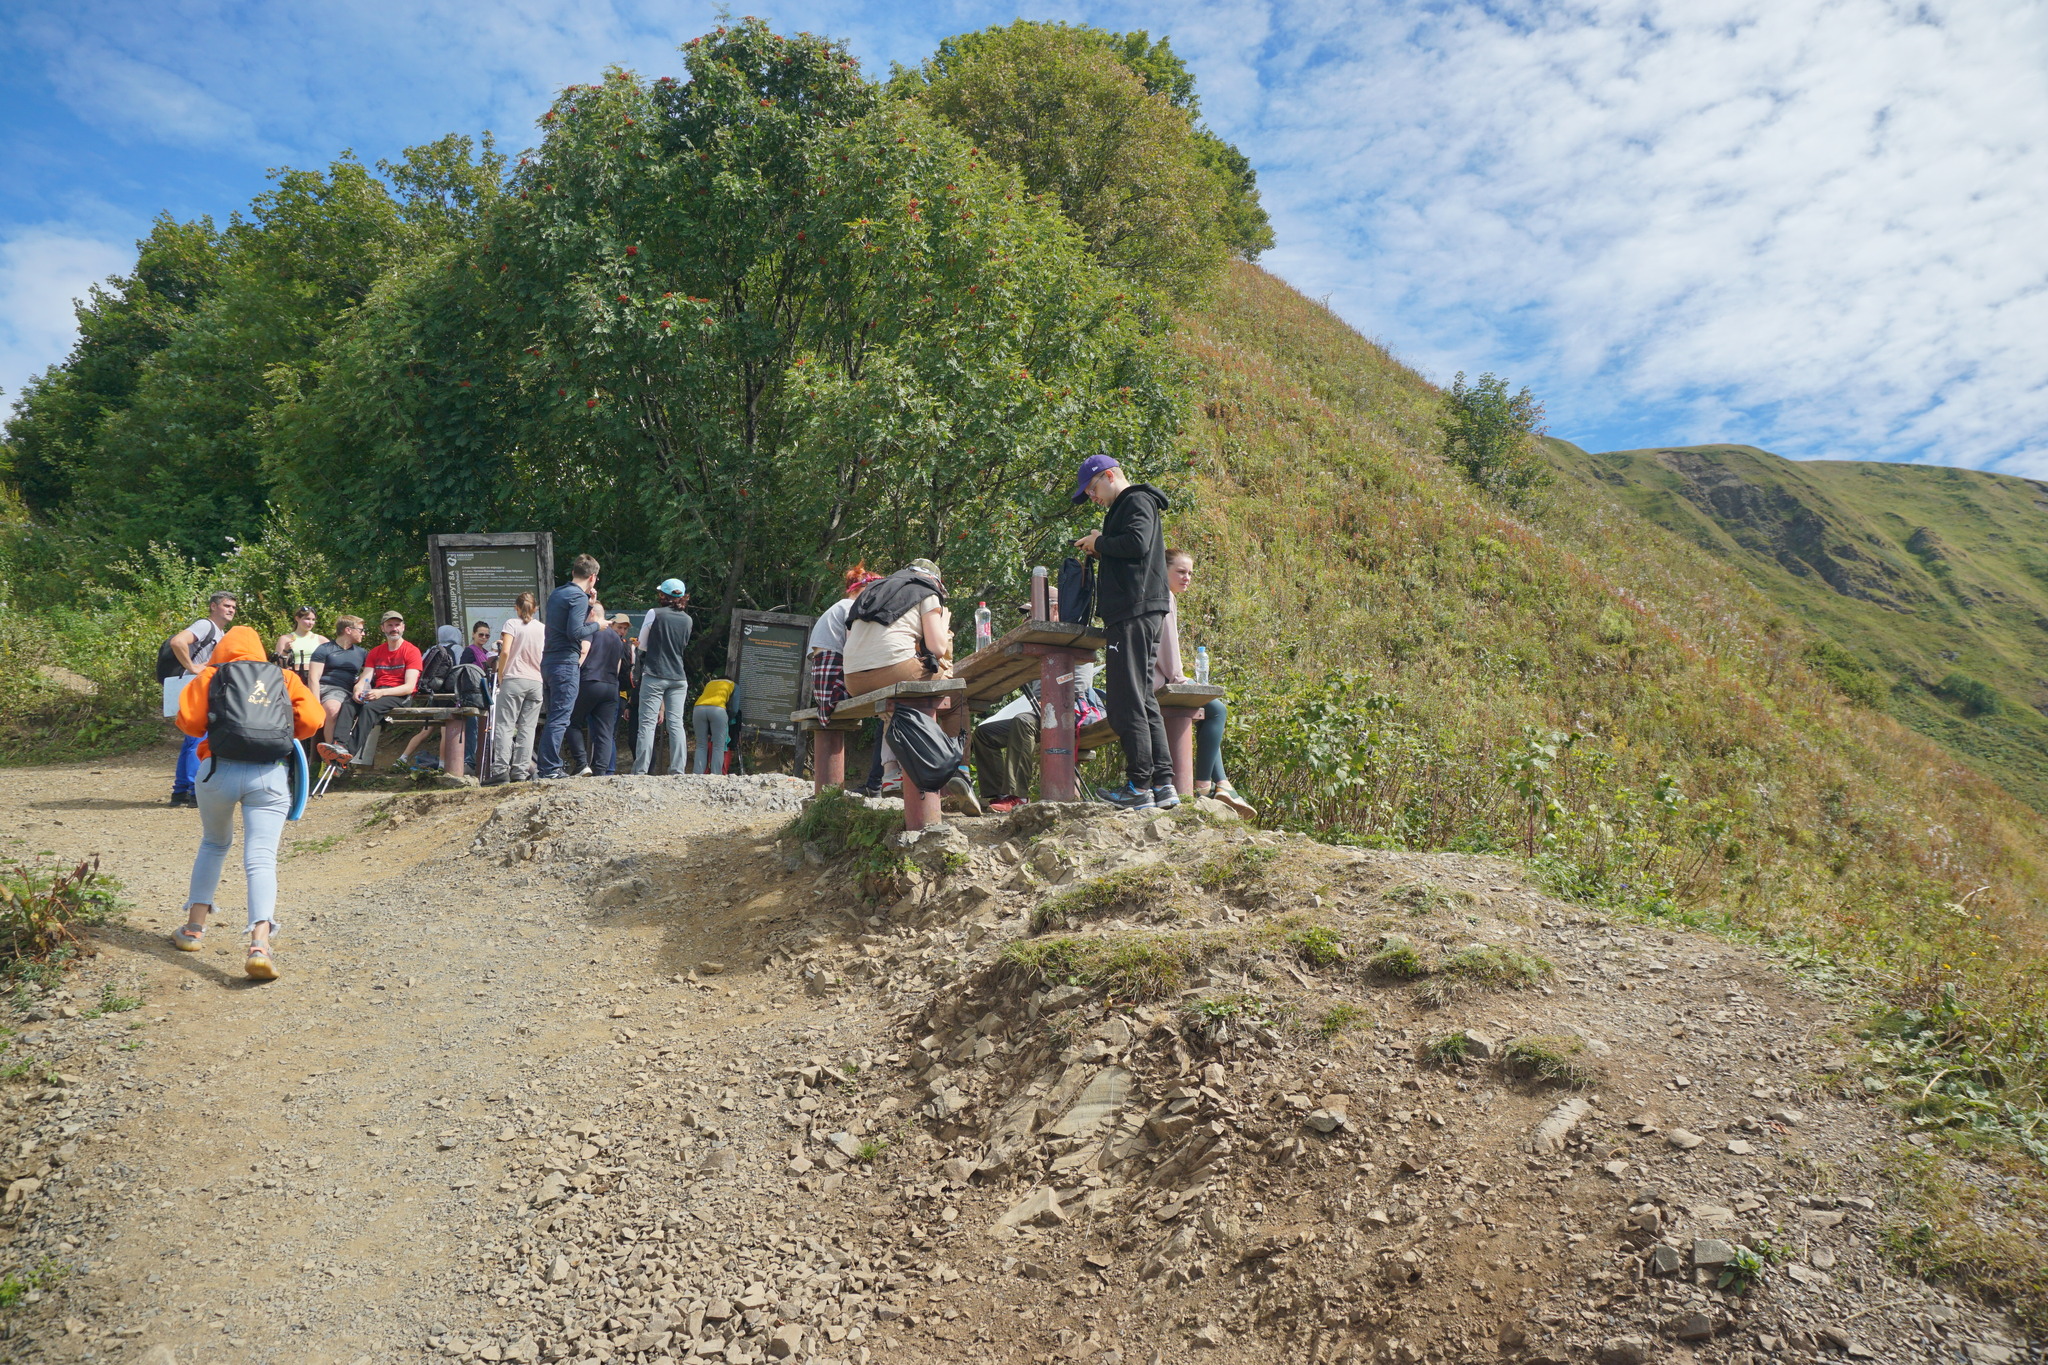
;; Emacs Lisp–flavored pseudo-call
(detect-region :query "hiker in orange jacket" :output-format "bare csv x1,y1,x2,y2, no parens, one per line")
173,624,324,980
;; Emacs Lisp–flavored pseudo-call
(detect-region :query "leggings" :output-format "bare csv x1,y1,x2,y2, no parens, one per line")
188,758,291,931
1196,697,1228,785
691,704,729,774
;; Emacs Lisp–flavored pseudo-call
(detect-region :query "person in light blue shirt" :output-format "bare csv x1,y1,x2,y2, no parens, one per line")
535,554,602,778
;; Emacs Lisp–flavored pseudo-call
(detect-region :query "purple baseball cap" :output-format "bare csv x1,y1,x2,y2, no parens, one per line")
1071,453,1120,504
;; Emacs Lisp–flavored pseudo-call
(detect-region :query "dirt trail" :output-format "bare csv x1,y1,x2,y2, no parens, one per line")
0,743,2035,1365
0,743,817,1363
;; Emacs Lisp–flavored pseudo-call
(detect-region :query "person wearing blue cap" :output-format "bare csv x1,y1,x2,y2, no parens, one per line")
1072,453,1178,813
632,578,695,774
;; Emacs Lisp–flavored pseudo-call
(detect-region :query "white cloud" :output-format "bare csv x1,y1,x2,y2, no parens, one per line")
0,227,135,410
1239,0,2048,474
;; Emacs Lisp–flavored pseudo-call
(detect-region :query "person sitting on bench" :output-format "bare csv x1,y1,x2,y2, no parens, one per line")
1156,548,1255,817
842,559,974,809
346,611,422,767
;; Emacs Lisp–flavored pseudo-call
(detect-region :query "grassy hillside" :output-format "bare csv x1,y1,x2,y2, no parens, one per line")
1544,441,2048,813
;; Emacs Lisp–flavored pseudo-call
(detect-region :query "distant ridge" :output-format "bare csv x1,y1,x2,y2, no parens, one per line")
1544,439,2048,811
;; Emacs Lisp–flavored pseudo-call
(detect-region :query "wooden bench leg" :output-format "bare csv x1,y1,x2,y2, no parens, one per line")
814,728,846,793
892,699,945,830
1162,707,1197,797
1038,653,1079,802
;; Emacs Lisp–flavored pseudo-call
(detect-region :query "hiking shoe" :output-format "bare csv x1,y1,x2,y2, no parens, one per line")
316,742,353,765
988,795,1026,815
1096,782,1157,813
943,772,983,816
1211,781,1258,818
1152,785,1182,811
169,790,196,808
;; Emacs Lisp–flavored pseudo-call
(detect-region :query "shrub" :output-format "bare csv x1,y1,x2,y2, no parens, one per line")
0,857,123,981
1439,371,1549,507
1936,673,2001,717
1805,639,1888,708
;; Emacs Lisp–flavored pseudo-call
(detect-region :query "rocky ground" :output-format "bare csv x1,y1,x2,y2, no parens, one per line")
0,742,2035,1365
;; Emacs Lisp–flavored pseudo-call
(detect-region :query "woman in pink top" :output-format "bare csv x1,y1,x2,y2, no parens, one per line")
488,593,547,784
1154,549,1255,817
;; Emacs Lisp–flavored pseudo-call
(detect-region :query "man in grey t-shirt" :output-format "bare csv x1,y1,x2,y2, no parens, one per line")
633,578,694,775
164,591,238,807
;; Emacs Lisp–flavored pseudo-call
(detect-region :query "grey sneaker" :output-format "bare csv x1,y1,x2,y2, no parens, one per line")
1151,785,1182,811
1096,782,1157,813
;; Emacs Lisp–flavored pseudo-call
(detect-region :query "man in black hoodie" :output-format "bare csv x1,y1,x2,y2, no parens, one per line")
1073,453,1178,813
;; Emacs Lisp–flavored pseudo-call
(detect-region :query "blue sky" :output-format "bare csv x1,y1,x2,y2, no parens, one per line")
4,0,2045,478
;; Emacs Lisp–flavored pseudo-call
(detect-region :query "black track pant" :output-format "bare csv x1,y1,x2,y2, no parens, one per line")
1103,612,1170,789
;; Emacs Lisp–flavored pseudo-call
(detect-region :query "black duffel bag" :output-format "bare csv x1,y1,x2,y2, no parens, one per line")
887,705,962,794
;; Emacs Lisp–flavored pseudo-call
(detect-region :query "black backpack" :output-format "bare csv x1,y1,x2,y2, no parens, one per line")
450,662,490,711
206,661,296,764
418,642,459,697
1056,557,1095,625
887,706,964,795
155,620,219,681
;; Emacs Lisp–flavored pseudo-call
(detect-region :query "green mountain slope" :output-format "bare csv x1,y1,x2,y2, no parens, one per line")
1544,440,2048,812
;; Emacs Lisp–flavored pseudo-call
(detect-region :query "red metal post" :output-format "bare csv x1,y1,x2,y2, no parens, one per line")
440,716,468,783
814,728,846,792
1037,648,1080,803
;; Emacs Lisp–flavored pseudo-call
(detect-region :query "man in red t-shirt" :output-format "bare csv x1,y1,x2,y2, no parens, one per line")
342,611,424,766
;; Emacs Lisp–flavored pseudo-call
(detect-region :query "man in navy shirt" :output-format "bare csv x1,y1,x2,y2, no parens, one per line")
535,553,603,778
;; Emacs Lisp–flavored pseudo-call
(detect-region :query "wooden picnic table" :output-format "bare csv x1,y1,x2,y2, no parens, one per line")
953,619,1107,705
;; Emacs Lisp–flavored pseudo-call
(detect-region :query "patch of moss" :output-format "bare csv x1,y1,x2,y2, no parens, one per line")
1002,934,1203,1002
1440,942,1554,988
1502,1033,1594,1086
1032,864,1182,933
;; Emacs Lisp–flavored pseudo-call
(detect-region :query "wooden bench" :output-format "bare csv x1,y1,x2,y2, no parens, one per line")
791,678,965,828
1070,684,1223,795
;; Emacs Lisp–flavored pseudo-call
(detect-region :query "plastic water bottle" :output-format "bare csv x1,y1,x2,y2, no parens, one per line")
1194,645,1211,686
974,601,992,651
